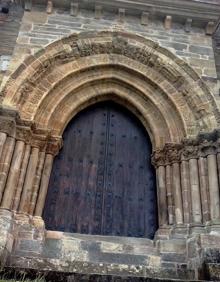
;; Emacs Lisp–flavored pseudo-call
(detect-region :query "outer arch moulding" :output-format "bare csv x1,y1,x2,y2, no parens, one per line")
1,30,219,149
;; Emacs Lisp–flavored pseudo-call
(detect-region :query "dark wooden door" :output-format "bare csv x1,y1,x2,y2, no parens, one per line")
43,102,157,238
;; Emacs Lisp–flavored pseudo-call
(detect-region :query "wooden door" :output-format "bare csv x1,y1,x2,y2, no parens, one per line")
43,102,158,238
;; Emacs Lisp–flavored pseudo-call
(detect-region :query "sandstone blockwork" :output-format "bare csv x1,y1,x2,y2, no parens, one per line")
0,31,220,280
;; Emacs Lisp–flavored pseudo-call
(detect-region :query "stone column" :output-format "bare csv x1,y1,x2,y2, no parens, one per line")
0,132,7,160
217,153,220,188
35,154,54,216
165,164,174,225
172,162,183,224
180,159,191,224
0,137,15,203
189,158,202,224
29,151,46,215
207,154,220,221
1,140,25,209
156,165,168,227
19,147,39,213
198,157,210,222
12,145,31,211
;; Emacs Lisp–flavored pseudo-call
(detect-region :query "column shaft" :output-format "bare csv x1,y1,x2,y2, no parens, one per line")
0,137,15,203
19,147,39,213
165,165,174,225
12,145,31,211
207,154,220,221
0,132,7,160
198,157,210,222
1,140,25,209
29,151,46,215
35,154,54,216
172,162,183,224
157,166,168,226
217,153,220,194
181,160,191,223
189,158,202,223
217,153,220,184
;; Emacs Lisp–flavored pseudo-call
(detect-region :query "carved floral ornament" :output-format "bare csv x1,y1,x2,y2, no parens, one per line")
152,129,220,167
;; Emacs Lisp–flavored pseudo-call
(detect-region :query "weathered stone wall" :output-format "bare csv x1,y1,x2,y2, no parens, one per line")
0,1,23,90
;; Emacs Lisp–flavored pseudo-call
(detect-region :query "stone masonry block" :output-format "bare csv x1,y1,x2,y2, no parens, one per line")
201,234,220,248
186,236,200,259
189,58,215,68
23,11,48,24
189,45,214,56
159,239,186,254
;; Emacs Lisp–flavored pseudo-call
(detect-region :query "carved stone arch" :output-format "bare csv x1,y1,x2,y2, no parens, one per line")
1,30,219,149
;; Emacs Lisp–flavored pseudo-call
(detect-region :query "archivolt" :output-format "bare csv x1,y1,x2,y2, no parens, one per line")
1,31,219,148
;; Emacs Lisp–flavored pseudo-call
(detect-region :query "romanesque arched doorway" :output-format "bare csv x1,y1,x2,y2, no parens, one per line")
43,101,158,239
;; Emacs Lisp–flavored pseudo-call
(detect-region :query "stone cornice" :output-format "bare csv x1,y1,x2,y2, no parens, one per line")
28,0,220,26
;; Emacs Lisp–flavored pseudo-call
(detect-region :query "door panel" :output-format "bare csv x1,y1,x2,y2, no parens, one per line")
43,102,158,238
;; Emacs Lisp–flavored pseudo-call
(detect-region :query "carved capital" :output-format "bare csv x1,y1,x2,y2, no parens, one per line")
0,117,16,137
31,134,48,151
46,136,63,156
16,126,32,142
182,140,199,160
151,149,166,167
152,143,182,166
199,140,218,157
165,143,182,164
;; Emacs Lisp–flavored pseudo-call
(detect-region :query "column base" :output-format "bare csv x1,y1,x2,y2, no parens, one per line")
170,223,206,238
155,225,173,240
189,223,205,236
172,224,189,238
206,220,220,234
